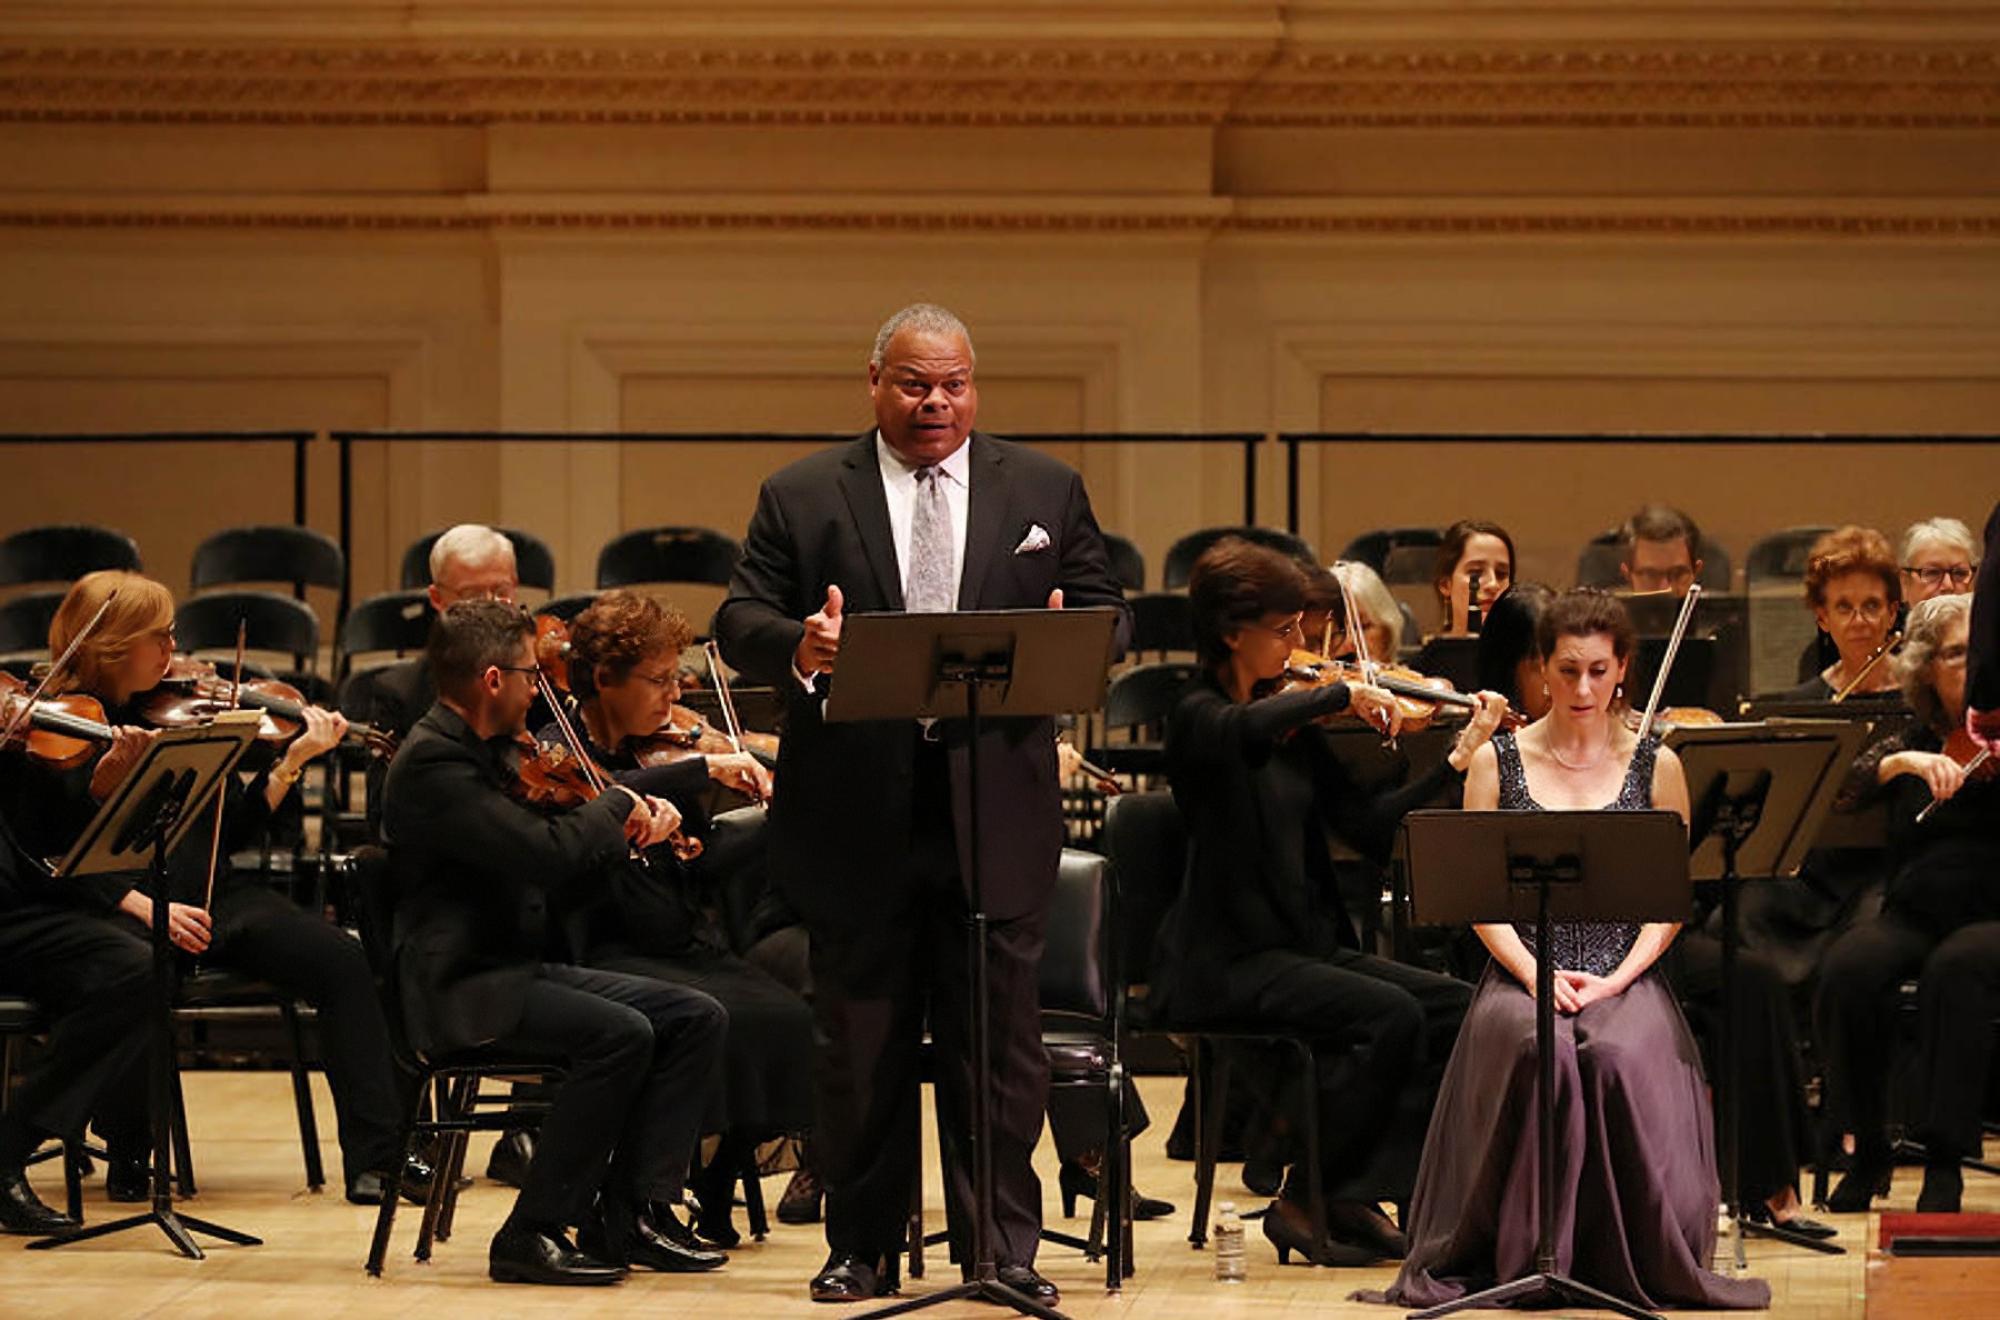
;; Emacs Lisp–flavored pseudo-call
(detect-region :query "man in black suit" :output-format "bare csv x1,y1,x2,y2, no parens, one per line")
1968,499,2000,755
714,303,1129,1304
381,600,727,1285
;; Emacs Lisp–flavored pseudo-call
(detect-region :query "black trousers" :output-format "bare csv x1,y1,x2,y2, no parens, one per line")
1200,947,1471,1206
809,744,1050,1271
1666,928,1814,1205
0,905,152,1153
1815,910,2000,1162
502,963,725,1229
97,883,409,1184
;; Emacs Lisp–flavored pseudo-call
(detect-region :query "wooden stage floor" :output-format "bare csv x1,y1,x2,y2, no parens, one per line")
3,1071,1988,1318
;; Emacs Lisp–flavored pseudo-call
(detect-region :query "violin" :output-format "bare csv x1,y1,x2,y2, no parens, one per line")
0,671,116,768
1284,648,1524,733
138,656,398,758
508,728,705,863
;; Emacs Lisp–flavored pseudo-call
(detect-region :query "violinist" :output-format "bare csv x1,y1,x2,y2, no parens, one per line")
1152,537,1506,1267
0,713,152,1235
1814,592,2000,1214
1473,582,1556,719
1,570,428,1209
547,589,811,1249
1323,560,1405,662
1617,504,1704,598
381,599,726,1283
1431,519,1513,637
1782,525,1902,701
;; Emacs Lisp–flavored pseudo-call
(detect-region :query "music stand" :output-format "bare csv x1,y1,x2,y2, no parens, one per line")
30,715,264,1260
1399,808,1693,1320
824,607,1118,1320
1667,721,1867,1262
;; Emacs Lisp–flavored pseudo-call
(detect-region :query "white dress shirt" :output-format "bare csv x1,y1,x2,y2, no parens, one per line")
876,430,971,609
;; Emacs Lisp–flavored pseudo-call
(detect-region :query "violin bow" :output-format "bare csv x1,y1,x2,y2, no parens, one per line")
1332,564,1394,743
201,618,248,913
703,640,770,807
0,589,118,750
1916,748,1991,824
1636,584,1701,743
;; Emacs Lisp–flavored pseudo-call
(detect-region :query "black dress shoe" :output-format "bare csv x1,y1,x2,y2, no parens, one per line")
1055,1160,1176,1221
809,1251,899,1302
778,1167,824,1225
1742,1201,1839,1240
485,1129,534,1188
1824,1159,1892,1213
583,1202,727,1274
105,1153,152,1203
346,1153,435,1207
995,1263,1059,1303
488,1222,625,1286
1917,1163,1964,1214
0,1169,77,1235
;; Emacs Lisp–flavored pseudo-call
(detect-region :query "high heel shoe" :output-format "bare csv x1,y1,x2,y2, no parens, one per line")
1260,1201,1377,1267
1056,1160,1175,1221
1742,1200,1838,1240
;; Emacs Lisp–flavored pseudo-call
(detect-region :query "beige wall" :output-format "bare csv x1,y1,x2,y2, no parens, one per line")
0,2,1995,633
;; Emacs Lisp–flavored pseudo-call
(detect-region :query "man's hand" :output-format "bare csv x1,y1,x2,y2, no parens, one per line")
1047,587,1063,610
118,889,211,953
620,789,684,850
795,584,844,676
707,751,773,804
1968,706,2000,760
89,726,157,801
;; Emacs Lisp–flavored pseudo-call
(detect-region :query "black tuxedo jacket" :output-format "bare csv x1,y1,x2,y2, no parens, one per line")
1972,499,2000,713
380,702,631,1055
713,431,1129,932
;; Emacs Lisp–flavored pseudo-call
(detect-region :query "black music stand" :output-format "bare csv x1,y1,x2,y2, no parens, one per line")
1667,721,1867,1262
30,715,264,1260
1398,808,1694,1320
825,607,1118,1320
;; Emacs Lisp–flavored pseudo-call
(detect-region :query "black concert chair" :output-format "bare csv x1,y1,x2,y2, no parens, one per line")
0,524,142,587
176,590,322,674
1162,527,1315,592
906,849,1135,1290
1101,791,1334,1260
166,970,325,1196
398,527,557,595
1380,542,1439,587
338,590,433,678
1103,533,1147,594
1126,593,1193,659
1746,526,1836,586
0,589,64,658
1339,527,1441,576
1093,662,1197,781
191,525,345,597
346,847,565,1276
536,591,601,624
596,526,740,589
0,994,93,1222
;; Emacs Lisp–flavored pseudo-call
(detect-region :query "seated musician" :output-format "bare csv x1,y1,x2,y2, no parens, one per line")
1325,560,1407,662
1814,592,1999,1214
1617,503,1704,598
549,589,812,1248
1153,538,1505,1266
1472,582,1556,719
1780,525,1902,701
382,599,727,1284
4,570,427,1209
0,732,153,1235
1898,516,1979,606
1431,520,1514,637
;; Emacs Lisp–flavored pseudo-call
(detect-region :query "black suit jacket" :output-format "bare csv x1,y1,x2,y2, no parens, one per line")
713,431,1129,932
1972,499,2000,713
380,702,631,1055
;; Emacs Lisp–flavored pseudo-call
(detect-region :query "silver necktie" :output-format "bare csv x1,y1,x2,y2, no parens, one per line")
906,465,956,613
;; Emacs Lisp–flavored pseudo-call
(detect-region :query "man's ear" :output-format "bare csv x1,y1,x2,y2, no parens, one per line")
1691,558,1705,583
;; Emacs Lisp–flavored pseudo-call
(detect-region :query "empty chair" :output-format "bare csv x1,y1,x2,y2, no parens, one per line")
1746,526,1836,586
399,528,556,595
191,525,344,596
0,590,64,656
1094,661,1198,779
339,591,434,677
0,524,142,586
1126,593,1193,657
1380,542,1440,587
1102,534,1147,593
177,590,321,672
1161,527,1315,592
1338,527,1441,576
597,527,740,589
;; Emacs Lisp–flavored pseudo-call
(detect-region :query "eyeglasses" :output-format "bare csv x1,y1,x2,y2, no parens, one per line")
1828,600,1890,623
1901,564,1977,588
493,664,541,681
627,668,680,691
1629,566,1696,588
1252,619,1302,642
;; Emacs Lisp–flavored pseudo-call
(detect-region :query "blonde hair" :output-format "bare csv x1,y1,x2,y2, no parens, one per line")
1332,560,1405,655
47,569,176,697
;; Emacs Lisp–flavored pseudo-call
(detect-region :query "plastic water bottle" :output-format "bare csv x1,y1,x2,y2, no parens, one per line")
1214,1200,1246,1283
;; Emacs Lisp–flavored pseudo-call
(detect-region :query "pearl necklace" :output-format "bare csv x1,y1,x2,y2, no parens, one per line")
1546,728,1614,772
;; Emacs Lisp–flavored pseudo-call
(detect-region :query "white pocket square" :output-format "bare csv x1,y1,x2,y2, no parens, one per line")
1014,524,1052,555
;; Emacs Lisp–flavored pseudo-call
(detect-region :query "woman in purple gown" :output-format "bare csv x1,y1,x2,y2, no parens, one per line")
1380,588,1769,1311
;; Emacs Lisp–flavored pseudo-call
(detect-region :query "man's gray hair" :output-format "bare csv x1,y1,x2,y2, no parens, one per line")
429,523,517,584
870,302,977,368
1899,517,1978,566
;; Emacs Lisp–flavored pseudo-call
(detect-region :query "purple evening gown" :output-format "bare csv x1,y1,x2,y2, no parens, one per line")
1376,732,1769,1311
